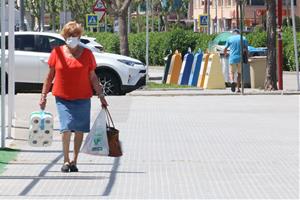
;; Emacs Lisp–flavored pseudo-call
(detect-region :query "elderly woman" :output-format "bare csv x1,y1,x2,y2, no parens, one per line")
39,21,108,172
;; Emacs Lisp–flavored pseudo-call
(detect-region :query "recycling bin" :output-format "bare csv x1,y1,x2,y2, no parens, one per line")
248,56,267,89
219,52,250,88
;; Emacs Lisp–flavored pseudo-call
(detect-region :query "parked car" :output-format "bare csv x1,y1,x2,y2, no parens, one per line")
80,36,104,52
0,32,146,95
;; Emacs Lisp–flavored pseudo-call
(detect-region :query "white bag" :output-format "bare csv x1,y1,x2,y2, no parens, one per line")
81,109,109,156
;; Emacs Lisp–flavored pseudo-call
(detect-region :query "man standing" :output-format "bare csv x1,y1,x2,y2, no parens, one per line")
224,29,248,93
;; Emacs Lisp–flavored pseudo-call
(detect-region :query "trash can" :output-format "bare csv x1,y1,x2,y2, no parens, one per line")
248,56,267,89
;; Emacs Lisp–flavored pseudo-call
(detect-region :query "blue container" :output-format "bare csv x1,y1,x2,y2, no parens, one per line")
180,52,194,85
189,49,203,86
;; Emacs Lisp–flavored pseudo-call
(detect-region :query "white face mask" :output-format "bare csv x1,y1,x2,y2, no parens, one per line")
66,37,80,48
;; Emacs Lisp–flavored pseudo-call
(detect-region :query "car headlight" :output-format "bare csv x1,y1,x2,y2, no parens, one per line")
117,59,142,66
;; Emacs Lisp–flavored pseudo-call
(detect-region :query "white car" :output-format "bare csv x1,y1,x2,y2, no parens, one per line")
80,36,104,52
1,31,146,95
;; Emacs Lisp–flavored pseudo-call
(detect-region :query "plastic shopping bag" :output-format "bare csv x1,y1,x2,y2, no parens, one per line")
81,109,109,156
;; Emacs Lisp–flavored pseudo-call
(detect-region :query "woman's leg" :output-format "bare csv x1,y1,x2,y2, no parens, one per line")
73,132,84,164
62,131,72,164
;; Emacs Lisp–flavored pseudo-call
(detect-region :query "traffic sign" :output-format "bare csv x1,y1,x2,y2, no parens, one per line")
93,0,106,22
199,15,209,27
95,11,106,22
93,0,106,12
86,14,98,28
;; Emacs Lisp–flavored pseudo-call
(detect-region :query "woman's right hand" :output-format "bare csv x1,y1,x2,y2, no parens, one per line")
39,94,47,110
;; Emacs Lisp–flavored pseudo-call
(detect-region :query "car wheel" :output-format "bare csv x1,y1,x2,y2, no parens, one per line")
97,71,121,95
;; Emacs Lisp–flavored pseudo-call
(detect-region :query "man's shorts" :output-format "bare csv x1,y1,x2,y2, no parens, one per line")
230,63,241,74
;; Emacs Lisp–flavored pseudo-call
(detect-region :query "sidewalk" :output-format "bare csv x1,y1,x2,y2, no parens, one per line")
0,94,298,199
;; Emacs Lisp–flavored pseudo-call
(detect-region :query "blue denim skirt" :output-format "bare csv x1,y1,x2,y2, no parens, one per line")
55,97,91,133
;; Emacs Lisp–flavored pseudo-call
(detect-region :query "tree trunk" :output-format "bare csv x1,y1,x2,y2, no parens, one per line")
119,11,129,56
164,14,169,32
265,0,278,90
176,11,180,24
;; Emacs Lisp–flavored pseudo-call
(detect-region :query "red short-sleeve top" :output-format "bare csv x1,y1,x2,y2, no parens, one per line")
48,46,96,100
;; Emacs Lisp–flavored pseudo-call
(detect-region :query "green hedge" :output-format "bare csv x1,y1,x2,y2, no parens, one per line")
86,32,120,54
246,27,300,71
87,28,299,71
282,28,300,71
87,29,215,66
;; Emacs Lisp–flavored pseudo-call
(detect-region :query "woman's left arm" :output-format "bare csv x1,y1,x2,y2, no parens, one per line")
90,71,108,107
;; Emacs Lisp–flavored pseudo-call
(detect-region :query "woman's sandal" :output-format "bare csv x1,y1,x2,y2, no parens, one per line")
61,162,70,173
69,162,79,172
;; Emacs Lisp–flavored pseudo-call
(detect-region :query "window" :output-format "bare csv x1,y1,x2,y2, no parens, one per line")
15,35,35,51
283,0,297,5
251,0,265,5
37,36,65,53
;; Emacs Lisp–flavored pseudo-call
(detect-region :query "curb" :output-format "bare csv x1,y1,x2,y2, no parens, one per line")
128,89,300,96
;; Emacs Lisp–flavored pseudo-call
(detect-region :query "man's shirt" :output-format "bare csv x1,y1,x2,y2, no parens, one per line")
225,34,248,64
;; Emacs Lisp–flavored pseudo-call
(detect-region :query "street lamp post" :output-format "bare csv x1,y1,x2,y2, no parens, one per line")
1,0,6,148
291,0,300,90
146,0,149,83
278,0,283,90
239,0,244,94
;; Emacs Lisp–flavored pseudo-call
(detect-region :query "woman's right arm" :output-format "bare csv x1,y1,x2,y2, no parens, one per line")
39,68,55,110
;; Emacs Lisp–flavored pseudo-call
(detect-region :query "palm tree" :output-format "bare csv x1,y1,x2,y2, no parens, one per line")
265,0,277,90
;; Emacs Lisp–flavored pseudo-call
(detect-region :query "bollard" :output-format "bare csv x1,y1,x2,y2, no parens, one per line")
167,50,182,84
189,49,203,86
180,48,194,85
197,53,210,88
162,50,173,84
203,54,226,89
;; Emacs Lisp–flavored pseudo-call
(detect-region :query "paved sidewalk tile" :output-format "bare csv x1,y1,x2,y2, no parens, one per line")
0,95,298,199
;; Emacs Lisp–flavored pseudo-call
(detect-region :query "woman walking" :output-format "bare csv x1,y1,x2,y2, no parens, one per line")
39,21,108,172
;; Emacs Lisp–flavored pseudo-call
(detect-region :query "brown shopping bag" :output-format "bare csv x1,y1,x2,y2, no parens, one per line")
105,108,123,157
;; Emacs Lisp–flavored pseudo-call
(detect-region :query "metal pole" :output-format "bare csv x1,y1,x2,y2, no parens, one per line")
128,5,130,34
151,0,154,32
63,0,66,25
40,0,45,32
278,0,283,90
215,0,218,33
146,0,149,83
239,0,244,94
236,0,239,28
20,0,25,31
1,0,6,148
105,14,107,32
7,0,15,139
291,0,300,90
207,0,210,34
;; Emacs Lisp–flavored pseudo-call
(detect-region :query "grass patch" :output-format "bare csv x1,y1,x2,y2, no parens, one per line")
147,82,196,89
0,148,19,174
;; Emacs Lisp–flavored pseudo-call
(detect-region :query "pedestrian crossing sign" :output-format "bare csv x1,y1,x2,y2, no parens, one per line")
86,14,99,28
199,15,209,27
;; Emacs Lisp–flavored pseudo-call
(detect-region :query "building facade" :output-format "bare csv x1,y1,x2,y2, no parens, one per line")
193,0,300,32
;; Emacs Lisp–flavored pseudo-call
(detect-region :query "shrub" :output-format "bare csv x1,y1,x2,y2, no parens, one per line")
86,32,120,54
282,28,300,71
246,30,267,47
86,29,300,71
